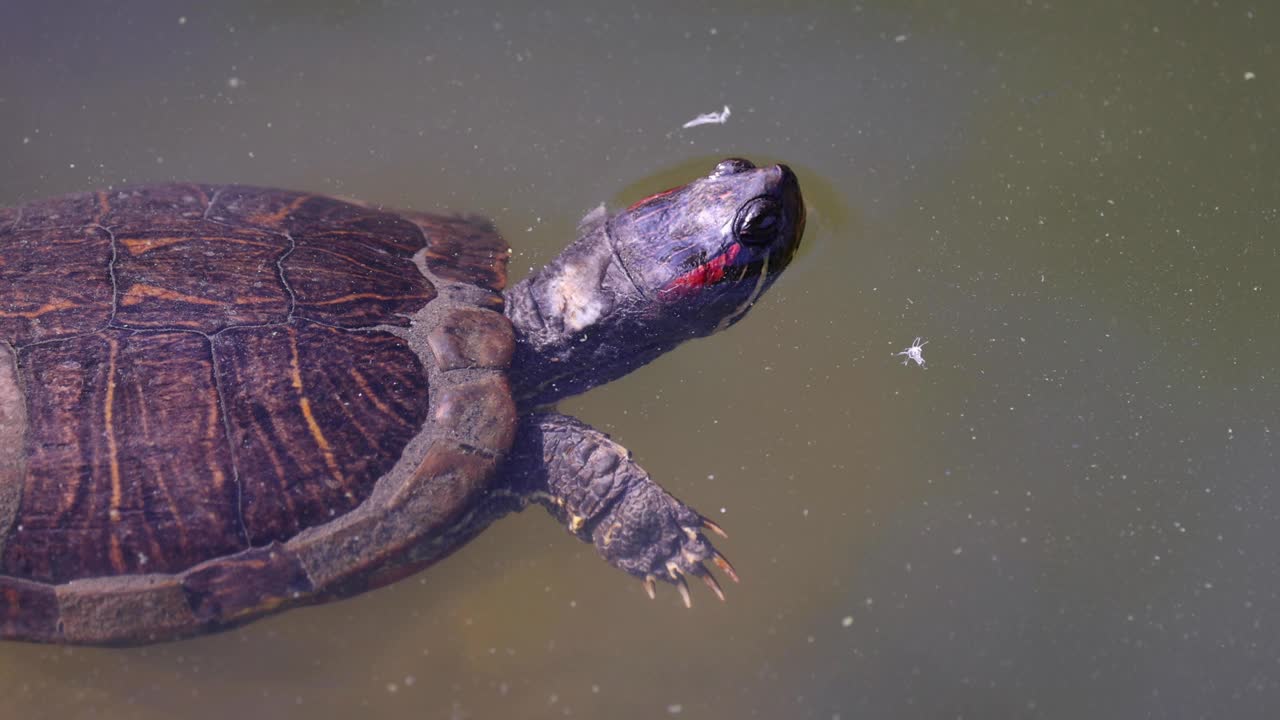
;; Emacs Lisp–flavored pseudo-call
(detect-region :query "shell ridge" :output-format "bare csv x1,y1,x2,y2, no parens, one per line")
206,333,251,549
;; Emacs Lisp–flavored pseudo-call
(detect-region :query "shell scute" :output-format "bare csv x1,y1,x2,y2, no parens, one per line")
212,320,432,547
113,223,292,332
181,543,313,624
0,225,113,345
0,575,59,642
5,331,243,584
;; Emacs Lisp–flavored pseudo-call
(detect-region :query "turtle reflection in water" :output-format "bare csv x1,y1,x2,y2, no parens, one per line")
0,159,804,645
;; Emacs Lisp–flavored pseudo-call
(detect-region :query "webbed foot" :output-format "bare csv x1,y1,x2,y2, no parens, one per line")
590,478,739,607
508,413,739,605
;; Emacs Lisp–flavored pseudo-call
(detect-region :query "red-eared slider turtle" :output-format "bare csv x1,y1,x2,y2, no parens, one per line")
0,159,804,645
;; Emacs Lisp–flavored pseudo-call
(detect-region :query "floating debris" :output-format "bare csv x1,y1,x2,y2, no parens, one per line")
682,105,731,129
895,337,927,367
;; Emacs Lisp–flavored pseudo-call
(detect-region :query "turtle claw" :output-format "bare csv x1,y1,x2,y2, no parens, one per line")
701,572,726,602
700,516,728,539
660,519,738,607
711,550,740,584
674,574,693,608
627,516,738,606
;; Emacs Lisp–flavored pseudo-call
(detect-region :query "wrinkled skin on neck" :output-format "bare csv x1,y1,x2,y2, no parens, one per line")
505,159,805,407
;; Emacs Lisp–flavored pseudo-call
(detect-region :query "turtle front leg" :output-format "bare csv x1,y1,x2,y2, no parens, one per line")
504,413,737,605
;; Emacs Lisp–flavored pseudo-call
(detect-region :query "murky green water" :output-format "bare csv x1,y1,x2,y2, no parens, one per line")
2,1,1277,718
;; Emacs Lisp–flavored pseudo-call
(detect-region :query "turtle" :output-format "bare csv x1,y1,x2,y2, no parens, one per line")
0,158,804,645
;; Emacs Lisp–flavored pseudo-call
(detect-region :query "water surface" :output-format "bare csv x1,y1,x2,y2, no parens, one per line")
2,2,1277,718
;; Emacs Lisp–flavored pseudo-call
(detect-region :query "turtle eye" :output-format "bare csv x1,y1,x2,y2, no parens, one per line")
734,196,783,246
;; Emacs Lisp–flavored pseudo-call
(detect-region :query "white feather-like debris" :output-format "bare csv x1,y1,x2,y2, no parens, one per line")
682,105,731,129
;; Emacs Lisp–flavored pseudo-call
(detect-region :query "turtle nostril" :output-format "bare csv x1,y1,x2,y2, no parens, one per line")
712,158,756,177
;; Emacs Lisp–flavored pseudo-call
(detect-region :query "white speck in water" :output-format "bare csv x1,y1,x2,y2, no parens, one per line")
227,76,244,89
841,615,853,627
894,34,908,43
386,683,398,694
1244,70,1256,80
667,704,683,715
953,546,963,555
22,137,30,144
178,16,187,25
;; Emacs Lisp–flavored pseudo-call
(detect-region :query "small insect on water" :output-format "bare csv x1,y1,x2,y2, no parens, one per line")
896,337,928,367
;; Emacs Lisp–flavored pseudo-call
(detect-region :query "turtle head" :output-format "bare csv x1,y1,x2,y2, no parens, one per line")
506,158,805,406
609,158,804,336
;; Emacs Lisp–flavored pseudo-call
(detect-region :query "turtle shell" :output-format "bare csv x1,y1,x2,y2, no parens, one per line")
0,184,516,644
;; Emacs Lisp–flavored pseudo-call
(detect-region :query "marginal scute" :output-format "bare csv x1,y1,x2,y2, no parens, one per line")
0,575,60,642
0,343,26,559
358,442,506,591
426,307,515,371
385,439,498,514
433,374,518,452
288,440,498,596
286,504,401,593
181,543,312,624
55,574,195,645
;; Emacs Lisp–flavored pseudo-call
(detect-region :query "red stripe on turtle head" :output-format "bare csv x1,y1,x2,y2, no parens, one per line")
658,242,742,299
626,186,680,212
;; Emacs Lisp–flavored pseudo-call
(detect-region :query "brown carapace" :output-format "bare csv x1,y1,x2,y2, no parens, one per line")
0,159,804,644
